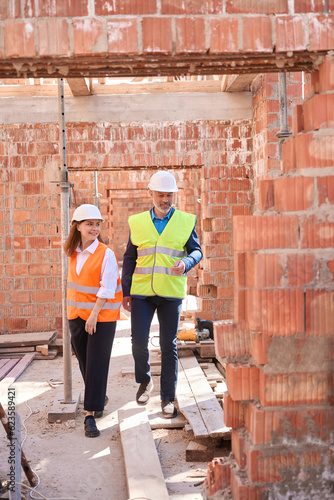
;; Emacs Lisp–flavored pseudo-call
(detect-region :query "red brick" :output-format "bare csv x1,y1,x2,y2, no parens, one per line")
286,253,316,286
223,393,245,428
37,19,70,57
226,364,259,402
249,332,270,365
309,15,334,51
246,402,334,445
317,55,334,92
232,430,247,469
258,179,274,211
142,17,172,55
305,290,334,335
205,457,232,498
161,0,223,14
214,321,251,357
259,370,333,406
29,264,51,276
24,0,88,17
301,214,334,248
96,0,156,15
304,93,334,131
295,0,327,12
230,467,265,500
209,18,239,53
233,215,299,251
292,104,304,135
242,16,272,52
5,318,27,331
318,176,334,205
73,19,106,56
245,253,284,288
273,177,314,211
226,0,288,13
10,291,31,304
327,261,334,281
0,0,22,18
4,20,36,58
276,15,306,52
107,19,138,54
245,289,305,336
175,17,206,54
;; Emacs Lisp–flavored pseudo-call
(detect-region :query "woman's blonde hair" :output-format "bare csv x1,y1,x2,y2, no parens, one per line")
63,221,104,257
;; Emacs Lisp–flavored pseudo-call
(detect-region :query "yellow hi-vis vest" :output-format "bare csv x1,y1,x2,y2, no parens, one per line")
129,210,196,298
67,242,122,322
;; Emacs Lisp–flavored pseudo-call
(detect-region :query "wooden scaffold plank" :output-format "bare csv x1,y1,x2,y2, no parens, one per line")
118,407,169,500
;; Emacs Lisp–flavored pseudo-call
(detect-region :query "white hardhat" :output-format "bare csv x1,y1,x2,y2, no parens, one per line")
71,204,104,223
148,171,178,192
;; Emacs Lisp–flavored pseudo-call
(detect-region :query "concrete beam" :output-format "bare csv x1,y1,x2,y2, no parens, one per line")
0,92,252,124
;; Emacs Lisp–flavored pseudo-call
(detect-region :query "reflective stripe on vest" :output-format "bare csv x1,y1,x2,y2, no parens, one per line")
66,242,123,322
129,210,196,298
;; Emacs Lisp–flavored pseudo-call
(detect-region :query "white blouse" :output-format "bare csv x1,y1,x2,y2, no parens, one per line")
75,239,119,299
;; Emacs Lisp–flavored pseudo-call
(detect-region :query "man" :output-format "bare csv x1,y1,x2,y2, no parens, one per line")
122,171,202,418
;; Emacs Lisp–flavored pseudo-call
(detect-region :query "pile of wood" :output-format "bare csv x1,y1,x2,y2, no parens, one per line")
0,331,59,360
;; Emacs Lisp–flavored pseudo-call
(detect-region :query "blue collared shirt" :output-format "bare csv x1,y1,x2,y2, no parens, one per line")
121,207,203,297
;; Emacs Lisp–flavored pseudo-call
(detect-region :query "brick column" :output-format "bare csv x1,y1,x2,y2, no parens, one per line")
214,56,334,498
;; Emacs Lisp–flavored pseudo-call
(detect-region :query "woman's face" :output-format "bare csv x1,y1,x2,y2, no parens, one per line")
77,219,101,247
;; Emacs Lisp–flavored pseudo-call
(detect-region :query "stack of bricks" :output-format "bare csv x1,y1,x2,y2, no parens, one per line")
212,55,334,498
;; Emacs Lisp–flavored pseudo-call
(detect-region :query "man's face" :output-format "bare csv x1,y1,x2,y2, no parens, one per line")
150,190,174,216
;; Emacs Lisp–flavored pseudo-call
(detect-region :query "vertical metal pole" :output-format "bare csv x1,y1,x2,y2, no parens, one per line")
58,78,73,403
278,73,289,135
93,171,99,208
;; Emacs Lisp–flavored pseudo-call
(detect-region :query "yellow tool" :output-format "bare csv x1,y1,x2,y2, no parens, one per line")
177,317,213,342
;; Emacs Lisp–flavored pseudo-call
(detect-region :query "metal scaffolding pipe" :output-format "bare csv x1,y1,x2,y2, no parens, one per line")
58,78,73,403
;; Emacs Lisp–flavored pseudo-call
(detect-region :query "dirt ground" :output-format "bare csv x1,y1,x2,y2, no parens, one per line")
0,315,224,500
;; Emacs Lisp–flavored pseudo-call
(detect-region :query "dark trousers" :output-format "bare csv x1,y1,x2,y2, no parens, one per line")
131,296,182,402
69,317,116,412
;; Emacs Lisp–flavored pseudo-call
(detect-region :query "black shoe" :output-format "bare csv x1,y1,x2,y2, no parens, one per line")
84,416,100,437
94,395,109,419
136,379,154,405
161,400,178,419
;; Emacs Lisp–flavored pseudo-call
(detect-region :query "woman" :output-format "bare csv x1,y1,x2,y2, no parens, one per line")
64,204,122,437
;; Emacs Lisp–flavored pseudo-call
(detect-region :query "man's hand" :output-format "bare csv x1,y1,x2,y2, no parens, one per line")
122,296,132,312
171,260,186,275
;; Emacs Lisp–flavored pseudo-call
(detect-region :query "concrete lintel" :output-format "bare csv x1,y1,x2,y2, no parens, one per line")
0,92,252,124
48,391,81,423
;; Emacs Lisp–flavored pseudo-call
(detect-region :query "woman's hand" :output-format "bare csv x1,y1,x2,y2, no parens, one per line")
122,296,132,312
85,312,98,335
171,260,186,275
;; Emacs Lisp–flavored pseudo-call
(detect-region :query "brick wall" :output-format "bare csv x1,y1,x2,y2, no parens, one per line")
213,55,334,499
1,1,333,78
0,118,252,334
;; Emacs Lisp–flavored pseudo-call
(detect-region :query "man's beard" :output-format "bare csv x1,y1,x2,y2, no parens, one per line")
154,201,171,215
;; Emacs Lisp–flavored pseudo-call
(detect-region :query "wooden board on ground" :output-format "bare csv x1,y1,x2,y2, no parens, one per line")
186,441,216,462
0,359,20,381
0,346,35,354
176,360,209,439
121,365,161,376
146,395,186,429
0,331,58,348
202,363,225,382
214,382,228,398
0,354,35,399
119,407,169,500
177,352,231,439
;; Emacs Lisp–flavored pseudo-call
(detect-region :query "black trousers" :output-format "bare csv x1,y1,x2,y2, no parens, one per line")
69,317,116,412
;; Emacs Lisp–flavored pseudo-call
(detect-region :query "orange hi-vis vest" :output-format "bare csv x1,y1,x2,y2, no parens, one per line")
67,242,122,322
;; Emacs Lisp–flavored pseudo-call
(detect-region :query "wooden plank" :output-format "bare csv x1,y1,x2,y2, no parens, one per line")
146,395,186,430
225,73,256,92
36,344,49,356
66,77,91,96
0,331,58,348
0,354,35,398
121,365,161,376
0,346,35,353
0,359,20,381
202,363,225,382
179,354,230,438
186,441,214,462
118,407,169,500
176,360,209,439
